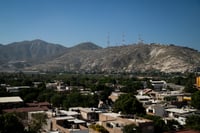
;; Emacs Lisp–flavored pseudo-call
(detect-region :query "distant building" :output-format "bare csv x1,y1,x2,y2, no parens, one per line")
0,96,24,109
52,116,89,133
135,95,153,106
146,104,166,117
6,86,30,93
33,82,42,88
165,108,197,125
150,80,167,90
52,109,79,118
46,83,57,89
196,76,200,90
0,96,23,103
99,113,154,133
69,107,101,122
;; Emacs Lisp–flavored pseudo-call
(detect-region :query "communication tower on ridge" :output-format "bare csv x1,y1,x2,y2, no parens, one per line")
122,32,126,46
138,34,144,44
107,32,110,47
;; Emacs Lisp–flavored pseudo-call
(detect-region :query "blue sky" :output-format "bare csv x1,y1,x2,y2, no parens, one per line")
0,0,200,50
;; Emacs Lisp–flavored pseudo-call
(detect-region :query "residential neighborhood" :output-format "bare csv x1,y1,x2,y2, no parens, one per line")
1,0,200,132
0,72,200,133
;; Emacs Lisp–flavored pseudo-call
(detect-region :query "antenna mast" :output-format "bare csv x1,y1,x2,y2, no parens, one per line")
122,32,126,46
107,32,110,47
138,34,144,44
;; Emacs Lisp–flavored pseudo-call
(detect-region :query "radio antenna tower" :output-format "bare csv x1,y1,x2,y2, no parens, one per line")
122,32,126,46
107,32,110,47
138,34,144,44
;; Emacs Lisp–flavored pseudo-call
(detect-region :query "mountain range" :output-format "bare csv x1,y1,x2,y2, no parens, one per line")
0,39,200,73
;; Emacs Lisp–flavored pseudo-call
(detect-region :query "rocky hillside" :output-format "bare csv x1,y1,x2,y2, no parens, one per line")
0,39,200,73
25,43,200,73
69,42,102,51
0,39,67,70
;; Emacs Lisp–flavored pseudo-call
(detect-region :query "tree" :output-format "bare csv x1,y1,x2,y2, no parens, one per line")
19,87,41,103
191,91,200,109
186,115,200,131
28,113,47,133
113,94,145,115
184,74,197,93
99,86,113,102
50,94,64,107
184,81,197,93
24,93,38,102
119,79,143,94
0,113,25,133
63,92,99,109
0,87,9,97
165,119,182,131
122,124,141,133
37,89,54,102
143,115,182,132
89,124,109,133
143,115,167,133
146,80,153,89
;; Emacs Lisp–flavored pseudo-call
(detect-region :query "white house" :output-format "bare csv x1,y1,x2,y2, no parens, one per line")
165,108,197,125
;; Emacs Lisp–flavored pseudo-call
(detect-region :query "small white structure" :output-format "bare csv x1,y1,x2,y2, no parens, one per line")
150,80,167,90
6,86,30,93
135,95,152,105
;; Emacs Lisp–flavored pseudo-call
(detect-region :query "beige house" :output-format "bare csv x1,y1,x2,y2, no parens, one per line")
99,113,154,133
69,107,101,122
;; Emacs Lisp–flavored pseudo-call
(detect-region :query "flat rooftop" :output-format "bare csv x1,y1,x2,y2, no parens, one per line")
165,108,197,114
0,96,23,103
54,116,86,124
101,112,121,118
59,110,79,116
68,119,86,124
54,116,74,120
128,118,152,123
79,107,101,113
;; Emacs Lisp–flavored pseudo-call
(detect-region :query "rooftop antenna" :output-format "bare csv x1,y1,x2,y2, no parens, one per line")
107,32,110,47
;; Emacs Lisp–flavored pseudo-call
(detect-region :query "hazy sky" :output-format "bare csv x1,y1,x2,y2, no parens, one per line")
0,0,200,50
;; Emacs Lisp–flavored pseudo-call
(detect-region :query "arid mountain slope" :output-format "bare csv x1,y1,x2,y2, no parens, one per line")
27,43,200,73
